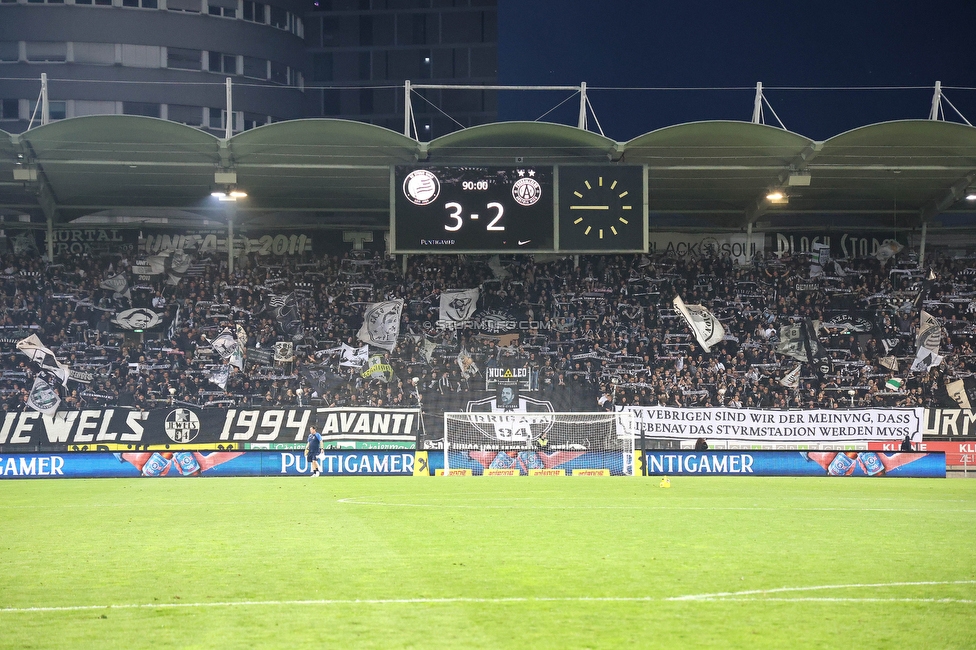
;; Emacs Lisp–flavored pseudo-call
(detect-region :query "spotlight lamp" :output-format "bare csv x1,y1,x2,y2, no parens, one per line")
211,187,248,201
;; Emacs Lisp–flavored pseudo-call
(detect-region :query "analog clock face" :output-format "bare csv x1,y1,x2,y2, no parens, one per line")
558,165,645,252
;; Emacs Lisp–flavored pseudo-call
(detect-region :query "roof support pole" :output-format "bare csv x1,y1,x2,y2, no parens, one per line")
751,82,763,124
404,80,413,138
225,78,233,139
919,221,927,267
746,222,753,266
227,201,235,275
578,82,587,130
40,73,49,126
36,174,58,262
46,213,54,262
929,81,942,121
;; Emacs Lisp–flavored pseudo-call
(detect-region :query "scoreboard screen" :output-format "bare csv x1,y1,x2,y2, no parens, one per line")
392,166,555,253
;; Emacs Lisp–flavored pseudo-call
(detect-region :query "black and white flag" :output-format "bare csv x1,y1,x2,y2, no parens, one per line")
167,306,181,341
210,328,239,360
779,364,802,389
210,365,230,390
17,334,70,384
916,310,941,355
802,318,833,378
269,293,304,341
99,272,131,301
357,300,404,351
672,295,725,353
911,347,943,373
946,377,976,410
26,376,60,416
439,289,480,322
775,324,808,363
112,308,163,331
339,343,369,368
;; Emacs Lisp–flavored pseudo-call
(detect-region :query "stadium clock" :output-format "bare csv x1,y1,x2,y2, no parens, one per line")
392,166,555,253
557,165,647,252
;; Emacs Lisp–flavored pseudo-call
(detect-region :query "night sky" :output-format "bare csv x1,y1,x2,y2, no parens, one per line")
496,1,976,141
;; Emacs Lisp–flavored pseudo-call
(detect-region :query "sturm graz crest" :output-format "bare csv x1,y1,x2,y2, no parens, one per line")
164,408,201,444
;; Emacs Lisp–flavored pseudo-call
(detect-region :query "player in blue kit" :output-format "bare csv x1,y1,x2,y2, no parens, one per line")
305,424,322,476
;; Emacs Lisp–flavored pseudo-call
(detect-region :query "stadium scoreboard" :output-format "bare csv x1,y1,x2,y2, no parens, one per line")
391,165,647,254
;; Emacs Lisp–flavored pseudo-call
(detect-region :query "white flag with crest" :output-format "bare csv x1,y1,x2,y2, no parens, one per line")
673,295,725,353
439,289,480,323
357,300,404,351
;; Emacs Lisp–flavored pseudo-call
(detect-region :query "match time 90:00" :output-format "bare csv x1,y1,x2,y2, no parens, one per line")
461,180,489,191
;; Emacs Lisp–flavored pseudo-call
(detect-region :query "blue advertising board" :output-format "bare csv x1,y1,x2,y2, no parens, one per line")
428,450,945,477
0,450,944,478
637,450,944,478
0,451,416,479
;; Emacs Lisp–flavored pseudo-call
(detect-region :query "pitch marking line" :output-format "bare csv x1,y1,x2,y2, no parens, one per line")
2,581,973,614
336,497,976,512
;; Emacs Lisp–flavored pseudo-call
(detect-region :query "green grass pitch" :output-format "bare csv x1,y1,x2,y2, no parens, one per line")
1,476,974,649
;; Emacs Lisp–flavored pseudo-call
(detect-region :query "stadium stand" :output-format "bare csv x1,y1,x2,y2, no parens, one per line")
1,241,970,417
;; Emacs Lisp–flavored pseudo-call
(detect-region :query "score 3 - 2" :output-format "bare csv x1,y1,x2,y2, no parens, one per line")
442,202,505,231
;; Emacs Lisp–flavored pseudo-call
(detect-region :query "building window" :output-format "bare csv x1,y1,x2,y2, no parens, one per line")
29,101,67,120
243,112,266,130
73,100,117,117
270,6,286,29
321,89,340,116
122,44,162,68
243,55,266,79
359,88,373,115
311,53,332,82
209,52,237,74
166,0,201,12
167,47,202,70
72,42,116,66
0,99,19,120
270,61,287,84
123,102,160,117
243,0,265,22
167,104,203,125
207,0,236,17
321,17,340,46
358,52,370,80
0,42,19,62
208,107,223,129
26,42,68,63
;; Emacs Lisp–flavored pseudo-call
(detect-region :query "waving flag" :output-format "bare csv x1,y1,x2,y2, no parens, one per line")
439,289,480,322
673,295,725,353
357,300,403,351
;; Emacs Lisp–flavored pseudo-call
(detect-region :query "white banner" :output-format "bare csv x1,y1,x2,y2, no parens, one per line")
625,406,923,442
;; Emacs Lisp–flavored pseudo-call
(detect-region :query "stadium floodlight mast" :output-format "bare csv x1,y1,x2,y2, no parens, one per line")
209,184,247,274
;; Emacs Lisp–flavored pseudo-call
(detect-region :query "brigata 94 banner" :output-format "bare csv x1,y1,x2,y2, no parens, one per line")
625,406,922,443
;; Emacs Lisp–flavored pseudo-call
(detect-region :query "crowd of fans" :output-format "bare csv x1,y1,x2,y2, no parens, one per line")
1,237,974,415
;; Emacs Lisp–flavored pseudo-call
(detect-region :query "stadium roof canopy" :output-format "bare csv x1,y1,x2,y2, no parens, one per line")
1,115,974,232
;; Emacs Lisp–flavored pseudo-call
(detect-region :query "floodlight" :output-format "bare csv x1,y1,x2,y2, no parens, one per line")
787,172,811,186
